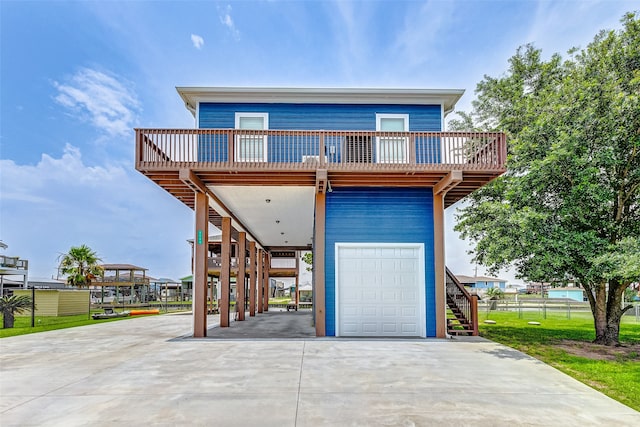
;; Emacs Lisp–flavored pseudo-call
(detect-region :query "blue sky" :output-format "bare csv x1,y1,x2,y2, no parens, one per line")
1,0,635,281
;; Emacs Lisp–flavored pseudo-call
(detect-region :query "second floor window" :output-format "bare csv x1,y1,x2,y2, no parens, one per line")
235,113,268,162
376,114,409,163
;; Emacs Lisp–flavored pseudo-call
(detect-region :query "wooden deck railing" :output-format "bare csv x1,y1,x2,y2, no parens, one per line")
0,256,28,270
445,267,479,336
136,129,506,170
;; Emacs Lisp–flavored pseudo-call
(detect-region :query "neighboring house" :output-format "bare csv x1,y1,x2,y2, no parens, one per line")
456,275,507,290
0,253,29,296
135,87,506,338
90,264,151,304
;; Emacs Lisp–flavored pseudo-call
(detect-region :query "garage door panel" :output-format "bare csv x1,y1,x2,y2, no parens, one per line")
337,243,425,337
362,323,378,333
382,323,398,333
362,290,377,301
401,306,417,317
382,306,397,317
361,306,377,316
401,323,418,333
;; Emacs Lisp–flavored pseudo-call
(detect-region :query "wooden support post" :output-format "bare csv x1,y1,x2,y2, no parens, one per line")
263,252,270,312
220,217,231,327
433,193,446,338
295,251,299,304
314,192,326,337
249,241,257,317
193,191,208,337
237,232,246,321
257,249,263,314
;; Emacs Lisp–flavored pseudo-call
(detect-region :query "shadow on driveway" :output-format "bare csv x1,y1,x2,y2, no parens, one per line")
206,309,315,339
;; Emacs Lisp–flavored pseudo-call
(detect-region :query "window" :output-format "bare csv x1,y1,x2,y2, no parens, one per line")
376,114,409,163
235,113,268,162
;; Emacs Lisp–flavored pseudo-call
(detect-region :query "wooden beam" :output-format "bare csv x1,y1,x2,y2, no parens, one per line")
249,241,257,317
314,192,326,337
193,191,208,337
237,232,247,321
433,170,463,196
220,217,231,327
433,193,446,338
316,169,328,194
179,168,262,248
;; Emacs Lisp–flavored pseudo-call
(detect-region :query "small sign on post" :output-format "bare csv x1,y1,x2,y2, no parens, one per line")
197,230,203,245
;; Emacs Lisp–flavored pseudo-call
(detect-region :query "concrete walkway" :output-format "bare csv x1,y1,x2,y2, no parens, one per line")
1,312,638,426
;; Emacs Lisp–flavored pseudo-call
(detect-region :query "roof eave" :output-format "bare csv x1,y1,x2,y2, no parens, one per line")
176,87,465,118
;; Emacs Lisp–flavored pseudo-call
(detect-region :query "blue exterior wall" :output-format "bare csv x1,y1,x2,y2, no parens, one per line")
198,103,442,163
324,187,436,337
199,103,442,131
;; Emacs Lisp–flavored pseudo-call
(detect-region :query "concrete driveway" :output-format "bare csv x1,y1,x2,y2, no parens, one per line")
1,311,638,426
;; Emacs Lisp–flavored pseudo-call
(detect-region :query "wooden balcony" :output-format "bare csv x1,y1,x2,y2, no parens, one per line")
135,128,506,211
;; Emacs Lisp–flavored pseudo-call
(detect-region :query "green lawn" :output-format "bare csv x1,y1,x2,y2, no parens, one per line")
479,311,640,411
0,311,142,338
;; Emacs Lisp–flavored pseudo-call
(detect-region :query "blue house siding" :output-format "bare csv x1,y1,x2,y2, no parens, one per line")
199,103,442,131
324,187,436,337
198,103,442,163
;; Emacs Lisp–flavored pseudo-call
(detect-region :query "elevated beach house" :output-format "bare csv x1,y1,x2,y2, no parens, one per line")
135,87,506,338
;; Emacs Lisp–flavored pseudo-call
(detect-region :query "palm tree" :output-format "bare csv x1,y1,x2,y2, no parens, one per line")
59,245,103,287
0,295,33,328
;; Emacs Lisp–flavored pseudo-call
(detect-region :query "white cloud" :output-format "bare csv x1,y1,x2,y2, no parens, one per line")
53,67,140,137
191,34,204,49
218,4,240,40
0,145,192,280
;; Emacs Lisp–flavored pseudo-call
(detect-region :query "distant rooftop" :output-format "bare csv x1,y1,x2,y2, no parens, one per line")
101,264,147,271
456,274,507,283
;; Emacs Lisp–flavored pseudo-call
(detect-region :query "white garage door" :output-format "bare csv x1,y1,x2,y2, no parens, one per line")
335,243,425,337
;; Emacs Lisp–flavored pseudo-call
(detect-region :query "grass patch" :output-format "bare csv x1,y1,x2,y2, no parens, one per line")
480,311,640,411
0,311,145,338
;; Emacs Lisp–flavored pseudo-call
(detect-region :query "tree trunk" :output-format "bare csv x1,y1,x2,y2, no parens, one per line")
588,282,608,343
591,279,631,346
3,312,15,329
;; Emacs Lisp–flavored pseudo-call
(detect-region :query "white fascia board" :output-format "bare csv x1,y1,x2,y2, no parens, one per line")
177,87,465,118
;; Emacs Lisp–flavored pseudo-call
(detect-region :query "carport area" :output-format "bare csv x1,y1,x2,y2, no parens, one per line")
208,309,315,339
1,314,638,426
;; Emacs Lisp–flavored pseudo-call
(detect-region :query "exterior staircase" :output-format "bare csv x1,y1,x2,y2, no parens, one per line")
445,267,479,336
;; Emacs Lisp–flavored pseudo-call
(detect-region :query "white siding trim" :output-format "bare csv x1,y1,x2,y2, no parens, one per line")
234,112,269,162
375,114,409,164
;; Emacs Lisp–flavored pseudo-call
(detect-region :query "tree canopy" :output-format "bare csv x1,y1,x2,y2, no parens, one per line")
59,244,103,287
453,12,640,345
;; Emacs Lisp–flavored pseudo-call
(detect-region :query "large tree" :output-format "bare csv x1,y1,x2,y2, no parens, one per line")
59,244,104,287
453,12,640,346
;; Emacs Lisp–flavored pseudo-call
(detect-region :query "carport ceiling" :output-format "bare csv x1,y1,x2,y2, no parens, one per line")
211,185,315,249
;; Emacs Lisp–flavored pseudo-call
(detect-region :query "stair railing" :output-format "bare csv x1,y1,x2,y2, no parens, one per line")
445,267,479,335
